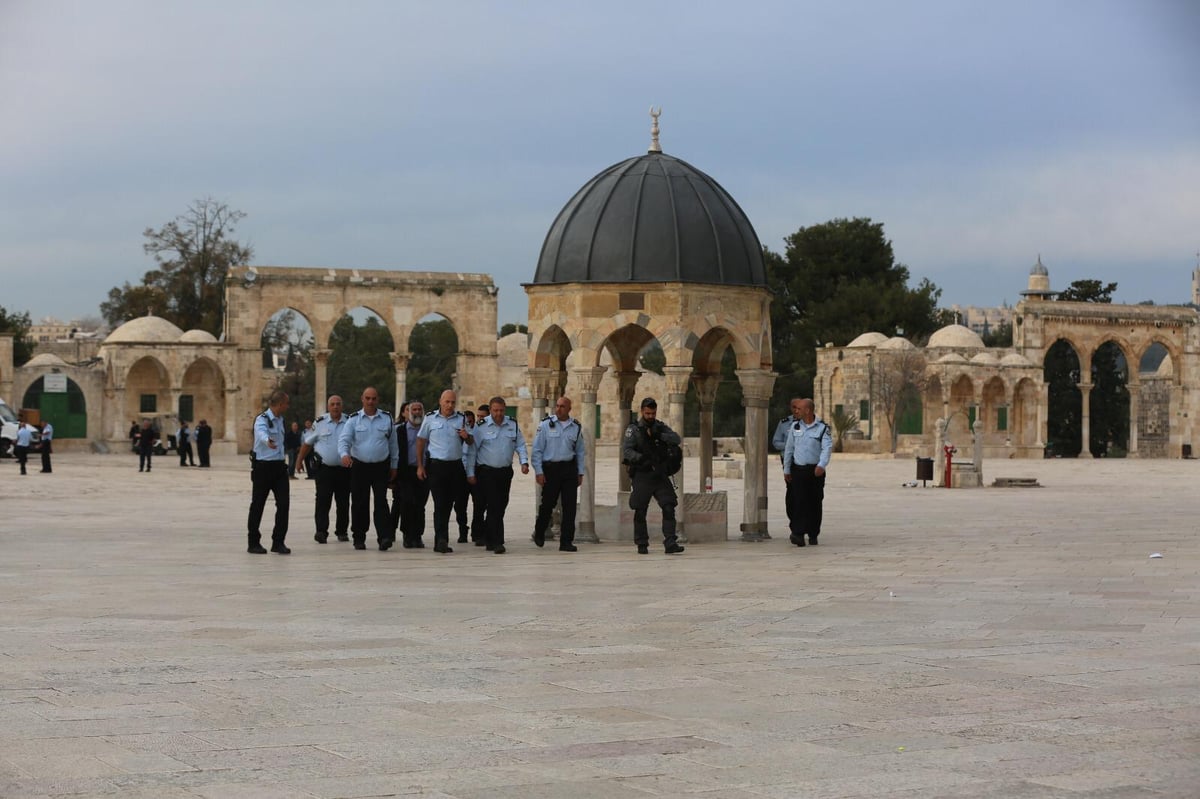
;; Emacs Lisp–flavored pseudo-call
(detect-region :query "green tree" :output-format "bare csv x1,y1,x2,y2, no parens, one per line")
0,306,34,366
327,316,396,412
981,321,1013,347
406,319,459,408
499,323,528,337
101,198,252,334
765,217,942,421
1058,279,1117,303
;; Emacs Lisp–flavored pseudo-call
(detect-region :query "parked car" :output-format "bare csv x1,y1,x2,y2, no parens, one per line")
0,398,40,458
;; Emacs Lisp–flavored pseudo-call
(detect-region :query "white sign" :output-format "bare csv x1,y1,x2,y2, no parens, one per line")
43,374,68,393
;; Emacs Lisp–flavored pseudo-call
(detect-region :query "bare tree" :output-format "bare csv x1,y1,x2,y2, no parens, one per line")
874,349,930,453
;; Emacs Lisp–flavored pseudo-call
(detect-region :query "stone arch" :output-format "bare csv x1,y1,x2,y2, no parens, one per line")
125,356,170,424
946,374,975,441
22,375,88,438
181,357,226,437
1044,338,1083,457
1137,338,1179,384
259,307,315,370
1088,336,1133,380
328,306,398,412
1089,340,1130,457
923,373,943,438
533,325,572,371
980,375,1006,444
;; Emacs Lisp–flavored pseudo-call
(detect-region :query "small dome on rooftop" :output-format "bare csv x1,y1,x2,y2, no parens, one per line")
970,352,999,366
878,336,916,350
847,332,888,348
1000,352,1032,367
104,316,184,344
180,329,218,343
928,324,985,349
936,353,968,364
24,353,68,367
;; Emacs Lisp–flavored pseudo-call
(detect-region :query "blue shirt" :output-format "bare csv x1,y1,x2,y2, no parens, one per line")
338,410,399,467
782,416,833,473
465,415,528,477
16,423,34,447
41,422,53,442
253,408,287,462
772,416,796,452
418,411,469,461
400,421,422,466
304,413,348,465
531,416,585,475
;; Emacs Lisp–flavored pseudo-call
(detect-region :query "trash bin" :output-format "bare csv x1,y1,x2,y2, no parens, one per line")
915,457,934,486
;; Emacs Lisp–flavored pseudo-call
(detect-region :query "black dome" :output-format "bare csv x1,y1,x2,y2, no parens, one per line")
533,152,766,286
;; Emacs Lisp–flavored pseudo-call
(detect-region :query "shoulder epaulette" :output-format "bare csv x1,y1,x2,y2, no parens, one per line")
347,410,361,418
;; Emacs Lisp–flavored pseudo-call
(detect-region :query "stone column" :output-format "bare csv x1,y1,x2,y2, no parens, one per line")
573,366,608,543
112,387,126,439
662,366,693,541
1126,379,1139,457
1037,380,1048,449
935,417,947,487
736,368,777,541
1078,383,1093,458
692,373,721,493
390,351,410,411
614,370,641,493
313,349,332,414
224,386,239,442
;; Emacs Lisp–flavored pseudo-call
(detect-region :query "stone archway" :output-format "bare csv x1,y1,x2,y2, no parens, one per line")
181,357,226,437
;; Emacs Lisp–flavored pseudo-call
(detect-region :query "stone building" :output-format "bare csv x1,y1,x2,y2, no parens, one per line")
818,259,1200,459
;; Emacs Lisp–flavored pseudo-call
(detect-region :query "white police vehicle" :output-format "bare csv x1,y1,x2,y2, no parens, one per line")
0,398,39,458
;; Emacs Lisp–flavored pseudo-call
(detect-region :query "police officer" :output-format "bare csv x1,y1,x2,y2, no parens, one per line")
14,420,34,476
453,410,477,543
177,421,195,466
772,398,805,530
298,395,351,544
622,397,685,555
466,396,529,554
39,420,53,473
416,389,471,554
248,390,291,554
391,401,431,548
531,396,585,552
782,398,833,547
338,387,399,551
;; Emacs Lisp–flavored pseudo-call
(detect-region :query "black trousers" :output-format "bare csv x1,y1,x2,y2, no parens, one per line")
197,444,211,467
248,460,289,546
138,449,153,471
350,459,391,545
629,469,678,547
476,464,514,547
40,440,51,472
786,465,825,541
427,459,465,547
178,442,194,466
390,465,430,543
534,461,579,545
15,445,28,475
315,463,351,538
453,469,472,539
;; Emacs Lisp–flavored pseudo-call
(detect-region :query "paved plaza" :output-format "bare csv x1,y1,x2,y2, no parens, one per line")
2,451,1198,798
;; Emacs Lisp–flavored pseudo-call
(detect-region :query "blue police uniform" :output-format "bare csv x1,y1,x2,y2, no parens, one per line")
531,415,585,550
782,416,833,546
14,423,34,475
417,410,470,552
466,414,528,551
773,414,799,527
305,413,351,543
338,410,398,550
248,407,290,553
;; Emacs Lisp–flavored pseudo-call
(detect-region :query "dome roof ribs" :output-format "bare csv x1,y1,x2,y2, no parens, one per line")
661,155,683,280
684,172,725,283
582,157,640,282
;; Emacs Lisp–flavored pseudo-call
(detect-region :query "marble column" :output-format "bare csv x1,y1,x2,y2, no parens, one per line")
736,368,777,541
692,373,721,493
1127,379,1140,457
112,387,126,439
224,386,239,441
1078,382,1093,458
390,351,410,412
313,349,331,414
572,366,608,543
614,370,641,493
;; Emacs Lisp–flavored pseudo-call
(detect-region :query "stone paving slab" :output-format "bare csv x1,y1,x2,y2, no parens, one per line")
1,452,1198,797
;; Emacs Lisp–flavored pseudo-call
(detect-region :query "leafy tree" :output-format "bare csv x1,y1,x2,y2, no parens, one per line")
1058,279,1117,303
406,319,459,408
981,322,1013,347
273,350,316,426
683,346,744,438
765,217,942,422
499,323,528,336
101,198,251,334
874,349,930,453
327,316,396,412
828,406,860,453
0,306,34,366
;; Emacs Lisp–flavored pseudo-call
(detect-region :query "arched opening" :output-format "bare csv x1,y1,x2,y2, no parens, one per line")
1045,339,1082,457
1137,342,1172,457
1090,340,1129,457
328,307,397,414
261,308,316,423
923,374,943,440
125,357,169,427
980,376,1006,445
533,325,571,371
946,374,975,443
22,375,87,438
181,358,226,438
686,330,743,438
405,313,459,410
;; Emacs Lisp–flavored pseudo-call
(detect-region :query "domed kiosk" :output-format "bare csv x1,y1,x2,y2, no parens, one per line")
525,112,776,542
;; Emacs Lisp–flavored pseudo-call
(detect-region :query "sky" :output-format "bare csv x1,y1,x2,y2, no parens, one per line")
3,0,1198,330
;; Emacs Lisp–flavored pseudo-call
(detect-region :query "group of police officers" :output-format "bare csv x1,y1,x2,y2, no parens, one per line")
246,387,689,557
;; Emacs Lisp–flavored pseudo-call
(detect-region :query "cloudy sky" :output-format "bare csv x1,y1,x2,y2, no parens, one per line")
3,1,1198,329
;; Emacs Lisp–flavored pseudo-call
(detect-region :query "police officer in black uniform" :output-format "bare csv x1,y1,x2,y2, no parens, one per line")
622,397,685,555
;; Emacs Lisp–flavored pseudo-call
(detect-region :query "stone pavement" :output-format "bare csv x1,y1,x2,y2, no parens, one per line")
1,452,1198,798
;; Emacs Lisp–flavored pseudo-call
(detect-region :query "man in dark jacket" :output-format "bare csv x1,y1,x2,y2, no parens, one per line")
195,419,213,467
390,401,430,548
621,397,685,555
137,419,157,472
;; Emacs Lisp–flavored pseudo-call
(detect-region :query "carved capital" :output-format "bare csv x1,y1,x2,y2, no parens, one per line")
614,370,642,405
662,365,693,398
527,367,554,401
389,350,411,370
571,366,608,400
735,368,777,404
313,348,333,366
691,373,722,408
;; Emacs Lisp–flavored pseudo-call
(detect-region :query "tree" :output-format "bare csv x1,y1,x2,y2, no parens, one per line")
101,198,252,334
499,323,528,337
874,349,930,453
1058,279,1117,303
766,218,942,422
0,306,34,366
327,316,396,412
981,321,1013,347
406,319,459,407
828,406,860,453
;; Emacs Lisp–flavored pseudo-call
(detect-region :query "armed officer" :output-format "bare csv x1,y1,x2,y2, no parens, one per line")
622,397,685,555
416,389,471,554
338,387,399,551
531,396,585,552
466,396,529,554
298,395,351,544
247,390,291,554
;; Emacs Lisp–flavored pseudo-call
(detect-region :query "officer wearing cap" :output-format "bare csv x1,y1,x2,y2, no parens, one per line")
772,398,805,531
248,390,291,554
338,387,399,551
416,389,471,554
298,395,351,544
622,397,685,555
466,396,529,554
782,397,833,547
531,396,585,552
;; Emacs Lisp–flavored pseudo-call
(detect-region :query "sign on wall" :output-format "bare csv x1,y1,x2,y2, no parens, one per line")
43,374,68,393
